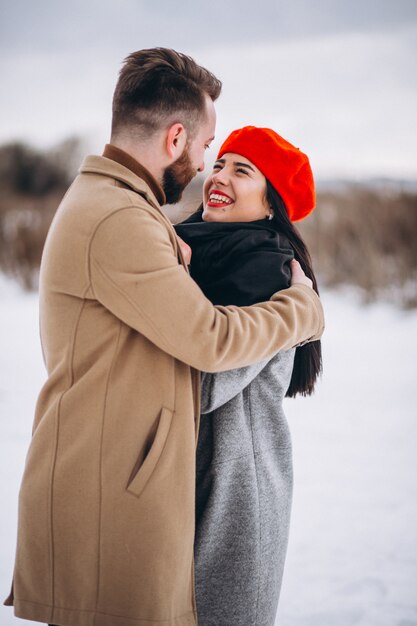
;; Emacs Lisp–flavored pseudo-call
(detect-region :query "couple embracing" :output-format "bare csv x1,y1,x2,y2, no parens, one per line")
5,48,324,626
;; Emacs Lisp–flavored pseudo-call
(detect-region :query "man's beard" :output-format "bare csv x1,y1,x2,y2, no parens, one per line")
162,143,196,204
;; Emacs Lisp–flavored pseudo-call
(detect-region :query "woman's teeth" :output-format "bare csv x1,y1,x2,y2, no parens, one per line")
209,193,233,204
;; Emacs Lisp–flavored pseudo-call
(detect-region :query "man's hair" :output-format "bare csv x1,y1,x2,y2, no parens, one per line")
111,48,222,140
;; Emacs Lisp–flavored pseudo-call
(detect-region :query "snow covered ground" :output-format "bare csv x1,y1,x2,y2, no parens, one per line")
1,276,416,626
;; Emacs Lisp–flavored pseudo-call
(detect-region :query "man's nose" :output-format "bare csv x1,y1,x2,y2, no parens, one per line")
197,161,205,173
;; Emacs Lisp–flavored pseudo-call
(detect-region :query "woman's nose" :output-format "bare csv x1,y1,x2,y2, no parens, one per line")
212,169,227,185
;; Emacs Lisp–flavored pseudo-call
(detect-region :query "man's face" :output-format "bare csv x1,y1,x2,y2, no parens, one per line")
162,96,216,204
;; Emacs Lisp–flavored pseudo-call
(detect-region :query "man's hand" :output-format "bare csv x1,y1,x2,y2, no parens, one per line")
176,235,192,265
290,259,313,289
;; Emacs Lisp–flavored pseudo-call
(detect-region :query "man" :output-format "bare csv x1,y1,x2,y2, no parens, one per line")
5,48,324,626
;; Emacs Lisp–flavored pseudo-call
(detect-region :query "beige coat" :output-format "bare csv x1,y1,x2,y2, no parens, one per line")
5,154,324,626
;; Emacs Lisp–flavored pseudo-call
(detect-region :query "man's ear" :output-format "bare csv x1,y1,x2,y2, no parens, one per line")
166,123,187,160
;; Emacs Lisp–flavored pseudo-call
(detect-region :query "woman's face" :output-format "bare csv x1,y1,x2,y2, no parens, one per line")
202,152,271,222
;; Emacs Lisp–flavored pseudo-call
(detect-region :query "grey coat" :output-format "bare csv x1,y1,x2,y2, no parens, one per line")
195,348,296,626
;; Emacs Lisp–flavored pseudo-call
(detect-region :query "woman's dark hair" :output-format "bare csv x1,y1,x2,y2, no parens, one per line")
188,180,322,397
266,179,322,397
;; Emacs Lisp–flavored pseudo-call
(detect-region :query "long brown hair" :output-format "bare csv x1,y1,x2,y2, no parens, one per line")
266,180,322,397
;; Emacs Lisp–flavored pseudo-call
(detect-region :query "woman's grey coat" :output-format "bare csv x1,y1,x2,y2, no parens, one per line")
195,348,296,626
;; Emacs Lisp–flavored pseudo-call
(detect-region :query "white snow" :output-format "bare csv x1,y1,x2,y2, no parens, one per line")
1,277,416,626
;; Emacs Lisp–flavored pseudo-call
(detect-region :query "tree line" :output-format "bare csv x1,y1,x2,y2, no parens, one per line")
1,139,416,307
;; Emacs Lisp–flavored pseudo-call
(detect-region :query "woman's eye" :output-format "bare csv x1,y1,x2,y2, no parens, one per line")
236,168,248,175
212,165,222,172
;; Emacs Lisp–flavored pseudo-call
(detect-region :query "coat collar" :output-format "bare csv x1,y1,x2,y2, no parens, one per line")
102,144,166,206
79,149,166,211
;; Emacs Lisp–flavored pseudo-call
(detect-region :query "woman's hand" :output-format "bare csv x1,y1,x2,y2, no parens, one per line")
290,259,313,289
177,235,192,265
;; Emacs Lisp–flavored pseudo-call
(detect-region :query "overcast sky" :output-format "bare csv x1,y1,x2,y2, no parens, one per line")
1,0,416,179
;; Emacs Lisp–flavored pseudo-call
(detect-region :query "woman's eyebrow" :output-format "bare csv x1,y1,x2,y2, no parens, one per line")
213,159,256,172
234,161,256,172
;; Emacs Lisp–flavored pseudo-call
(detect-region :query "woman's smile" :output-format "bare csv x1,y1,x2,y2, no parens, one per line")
207,189,234,208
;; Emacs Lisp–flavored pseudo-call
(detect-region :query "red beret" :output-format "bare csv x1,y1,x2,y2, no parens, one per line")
217,126,315,222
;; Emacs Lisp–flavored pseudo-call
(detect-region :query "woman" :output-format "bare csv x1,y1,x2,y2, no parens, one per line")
175,126,322,626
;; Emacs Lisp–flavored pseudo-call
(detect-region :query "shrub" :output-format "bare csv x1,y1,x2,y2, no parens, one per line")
298,186,417,308
0,138,82,290
1,139,416,308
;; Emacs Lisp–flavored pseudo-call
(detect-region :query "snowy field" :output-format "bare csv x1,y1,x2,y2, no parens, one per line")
1,276,416,626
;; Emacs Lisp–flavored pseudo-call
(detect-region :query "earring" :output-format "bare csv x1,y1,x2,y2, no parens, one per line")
267,212,274,220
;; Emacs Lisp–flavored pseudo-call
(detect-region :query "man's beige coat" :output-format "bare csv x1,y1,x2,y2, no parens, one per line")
5,155,324,626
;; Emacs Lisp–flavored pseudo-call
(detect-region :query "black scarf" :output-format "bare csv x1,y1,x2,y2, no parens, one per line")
174,211,294,306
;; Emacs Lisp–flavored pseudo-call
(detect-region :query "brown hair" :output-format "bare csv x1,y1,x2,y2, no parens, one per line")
111,47,222,140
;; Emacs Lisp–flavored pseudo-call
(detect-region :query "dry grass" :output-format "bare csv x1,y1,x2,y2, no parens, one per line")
0,191,63,290
298,187,417,308
0,139,81,290
1,140,416,307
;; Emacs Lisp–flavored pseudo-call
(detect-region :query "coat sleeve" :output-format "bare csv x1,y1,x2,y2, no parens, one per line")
200,359,272,413
89,206,324,373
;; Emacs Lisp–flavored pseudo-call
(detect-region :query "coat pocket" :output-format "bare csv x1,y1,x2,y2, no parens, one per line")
126,406,174,498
